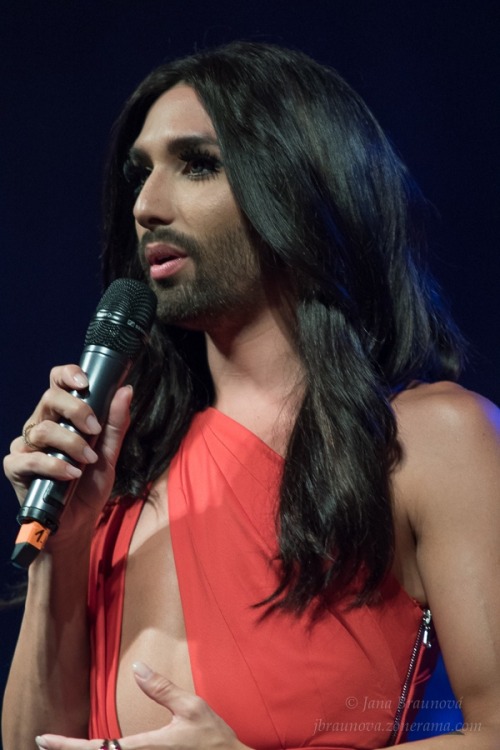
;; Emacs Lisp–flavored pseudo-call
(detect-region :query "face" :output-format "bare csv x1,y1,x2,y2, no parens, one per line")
127,84,265,331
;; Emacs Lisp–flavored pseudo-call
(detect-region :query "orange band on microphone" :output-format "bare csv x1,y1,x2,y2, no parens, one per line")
15,522,51,550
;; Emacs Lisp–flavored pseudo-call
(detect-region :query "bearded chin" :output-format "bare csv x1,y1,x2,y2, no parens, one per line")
153,276,248,329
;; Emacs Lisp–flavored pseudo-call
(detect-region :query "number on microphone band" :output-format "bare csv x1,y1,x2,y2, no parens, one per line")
16,522,51,550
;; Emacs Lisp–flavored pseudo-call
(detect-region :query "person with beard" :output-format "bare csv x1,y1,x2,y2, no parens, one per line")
3,42,500,750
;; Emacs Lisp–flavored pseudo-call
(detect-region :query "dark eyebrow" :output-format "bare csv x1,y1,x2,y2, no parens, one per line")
128,134,220,163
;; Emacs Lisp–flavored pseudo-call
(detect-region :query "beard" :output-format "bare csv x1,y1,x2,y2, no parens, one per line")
139,224,266,331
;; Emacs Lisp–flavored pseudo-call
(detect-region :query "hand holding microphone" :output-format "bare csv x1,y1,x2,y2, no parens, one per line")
5,279,157,568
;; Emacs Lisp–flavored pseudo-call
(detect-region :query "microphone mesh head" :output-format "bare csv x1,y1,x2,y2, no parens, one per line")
85,279,157,357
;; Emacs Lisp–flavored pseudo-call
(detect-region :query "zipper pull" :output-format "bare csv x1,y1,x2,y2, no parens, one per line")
422,608,432,648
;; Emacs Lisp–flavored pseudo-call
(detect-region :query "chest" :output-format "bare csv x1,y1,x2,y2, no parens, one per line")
115,476,194,735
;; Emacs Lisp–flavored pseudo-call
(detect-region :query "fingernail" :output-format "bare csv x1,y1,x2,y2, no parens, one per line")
83,445,98,463
35,736,49,749
133,661,153,679
66,465,82,479
86,415,101,433
73,373,88,388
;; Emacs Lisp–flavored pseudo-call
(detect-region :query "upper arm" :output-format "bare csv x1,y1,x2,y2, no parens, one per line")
402,385,500,727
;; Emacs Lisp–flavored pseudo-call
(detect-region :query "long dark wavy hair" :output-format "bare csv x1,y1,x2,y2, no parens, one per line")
101,41,464,614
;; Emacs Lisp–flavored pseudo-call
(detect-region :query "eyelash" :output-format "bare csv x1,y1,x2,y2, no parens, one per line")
180,148,223,180
123,161,148,196
123,148,223,196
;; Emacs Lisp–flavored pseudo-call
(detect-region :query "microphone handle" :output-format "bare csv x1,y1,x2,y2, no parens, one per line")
16,345,131,532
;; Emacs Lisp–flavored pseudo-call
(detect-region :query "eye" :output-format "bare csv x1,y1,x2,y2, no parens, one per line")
179,148,223,180
123,159,151,197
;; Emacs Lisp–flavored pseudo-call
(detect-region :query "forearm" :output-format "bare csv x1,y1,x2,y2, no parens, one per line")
2,536,92,748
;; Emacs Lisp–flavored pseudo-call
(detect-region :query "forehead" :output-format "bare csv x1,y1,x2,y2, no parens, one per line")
135,84,218,146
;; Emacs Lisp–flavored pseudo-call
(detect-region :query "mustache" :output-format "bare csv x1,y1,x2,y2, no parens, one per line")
139,227,202,259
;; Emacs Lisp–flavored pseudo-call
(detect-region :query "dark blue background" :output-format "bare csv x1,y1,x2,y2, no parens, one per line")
1,0,498,744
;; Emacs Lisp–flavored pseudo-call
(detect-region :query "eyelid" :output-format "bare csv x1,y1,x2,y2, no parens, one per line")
178,146,222,162
178,148,223,179
123,145,223,194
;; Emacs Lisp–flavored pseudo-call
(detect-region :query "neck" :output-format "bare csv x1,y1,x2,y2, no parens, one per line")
205,300,303,456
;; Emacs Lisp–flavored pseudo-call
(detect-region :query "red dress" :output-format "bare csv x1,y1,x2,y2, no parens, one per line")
88,408,437,749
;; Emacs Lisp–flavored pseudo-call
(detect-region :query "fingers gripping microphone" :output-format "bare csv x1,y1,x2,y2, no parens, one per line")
11,278,157,569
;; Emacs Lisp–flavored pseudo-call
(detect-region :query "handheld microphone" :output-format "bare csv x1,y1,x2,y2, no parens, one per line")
11,278,157,569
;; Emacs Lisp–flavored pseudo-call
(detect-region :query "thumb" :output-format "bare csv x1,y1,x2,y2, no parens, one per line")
98,385,133,468
132,662,195,715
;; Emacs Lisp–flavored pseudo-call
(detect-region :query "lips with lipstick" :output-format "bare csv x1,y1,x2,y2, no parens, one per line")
145,242,189,280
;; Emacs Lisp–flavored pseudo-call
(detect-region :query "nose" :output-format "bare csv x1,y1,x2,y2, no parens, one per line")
133,168,174,230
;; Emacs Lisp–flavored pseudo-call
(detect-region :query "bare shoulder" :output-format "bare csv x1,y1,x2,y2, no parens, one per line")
393,379,499,436
393,380,499,468
392,380,500,533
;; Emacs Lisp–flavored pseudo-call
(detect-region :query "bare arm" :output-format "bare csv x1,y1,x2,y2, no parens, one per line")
391,384,500,749
2,365,132,748
3,531,93,742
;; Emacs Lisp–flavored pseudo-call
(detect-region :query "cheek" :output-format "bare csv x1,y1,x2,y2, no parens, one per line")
187,191,242,234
